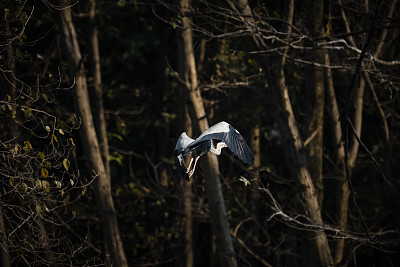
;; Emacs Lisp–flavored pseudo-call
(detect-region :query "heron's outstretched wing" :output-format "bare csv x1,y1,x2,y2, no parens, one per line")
188,121,254,165
175,132,195,155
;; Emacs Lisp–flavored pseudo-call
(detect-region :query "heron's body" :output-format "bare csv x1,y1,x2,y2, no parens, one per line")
175,121,254,180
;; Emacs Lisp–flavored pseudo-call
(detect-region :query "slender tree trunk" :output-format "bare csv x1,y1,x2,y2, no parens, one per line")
59,3,128,267
249,123,261,216
305,0,324,208
177,56,194,266
0,205,10,267
88,0,110,180
177,1,237,266
250,125,261,168
5,12,16,101
274,65,333,266
183,178,194,267
183,110,194,267
230,0,333,265
332,1,395,263
0,14,14,267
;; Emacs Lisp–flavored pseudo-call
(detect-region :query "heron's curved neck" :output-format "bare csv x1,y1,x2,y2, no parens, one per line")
210,142,227,155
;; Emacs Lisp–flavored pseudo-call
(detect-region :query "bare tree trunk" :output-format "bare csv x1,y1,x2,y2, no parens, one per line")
5,12,16,101
230,0,333,265
177,67,194,267
88,0,110,180
178,1,237,266
325,49,363,265
274,66,333,266
59,3,128,267
183,178,194,267
0,205,10,267
249,123,261,219
250,125,261,168
331,1,395,263
306,0,324,208
0,14,14,267
183,110,194,267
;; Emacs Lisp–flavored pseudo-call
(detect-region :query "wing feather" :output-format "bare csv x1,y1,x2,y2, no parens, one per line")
175,132,195,155
176,154,190,181
188,121,254,165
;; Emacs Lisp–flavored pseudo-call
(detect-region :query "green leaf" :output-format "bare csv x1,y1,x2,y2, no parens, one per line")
36,204,42,214
52,134,58,143
41,168,48,178
69,138,76,147
38,152,45,160
44,161,51,169
24,108,32,118
20,182,28,193
24,140,33,150
42,180,50,192
63,158,70,171
43,203,50,212
41,93,49,102
108,151,124,165
35,179,42,189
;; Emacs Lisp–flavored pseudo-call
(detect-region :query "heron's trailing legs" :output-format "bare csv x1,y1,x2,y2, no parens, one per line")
186,157,194,171
186,155,200,177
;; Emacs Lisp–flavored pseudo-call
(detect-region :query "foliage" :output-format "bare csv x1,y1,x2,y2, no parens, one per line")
0,3,94,266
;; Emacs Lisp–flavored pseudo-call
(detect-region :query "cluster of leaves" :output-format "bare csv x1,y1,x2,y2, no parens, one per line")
0,3,95,265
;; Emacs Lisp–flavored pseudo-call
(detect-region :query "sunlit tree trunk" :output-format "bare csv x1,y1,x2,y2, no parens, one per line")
230,0,333,265
305,0,324,208
177,41,194,266
331,1,396,263
274,65,333,266
88,0,110,180
274,2,332,264
59,3,128,267
293,2,327,260
177,0,237,266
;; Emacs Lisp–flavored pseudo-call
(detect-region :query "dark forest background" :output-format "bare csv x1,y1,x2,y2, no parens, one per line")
1,0,400,266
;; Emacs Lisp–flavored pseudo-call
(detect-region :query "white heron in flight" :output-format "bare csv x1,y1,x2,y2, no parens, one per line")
175,121,254,180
